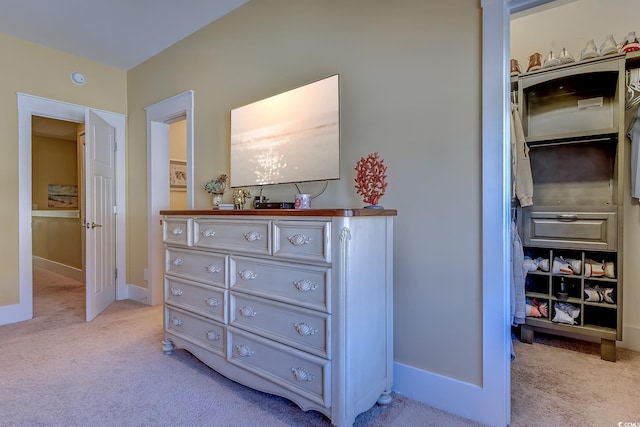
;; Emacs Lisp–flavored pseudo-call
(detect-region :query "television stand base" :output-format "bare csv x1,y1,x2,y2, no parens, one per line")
255,201,295,209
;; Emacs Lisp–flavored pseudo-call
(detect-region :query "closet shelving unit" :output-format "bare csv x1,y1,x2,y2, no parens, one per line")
516,53,628,361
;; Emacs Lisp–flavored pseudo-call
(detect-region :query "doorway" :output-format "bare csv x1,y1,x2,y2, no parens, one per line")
31,116,85,319
13,93,127,324
145,90,194,306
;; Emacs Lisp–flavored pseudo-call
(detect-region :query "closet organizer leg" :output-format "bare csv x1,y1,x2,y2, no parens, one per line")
601,339,616,362
520,324,534,344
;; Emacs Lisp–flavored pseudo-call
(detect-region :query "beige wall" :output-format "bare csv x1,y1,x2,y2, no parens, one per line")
128,0,482,383
32,135,78,210
32,135,82,268
0,32,126,306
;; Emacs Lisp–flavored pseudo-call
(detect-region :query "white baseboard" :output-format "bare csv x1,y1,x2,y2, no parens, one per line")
0,303,31,326
393,361,495,426
620,325,640,352
126,284,151,305
33,256,84,283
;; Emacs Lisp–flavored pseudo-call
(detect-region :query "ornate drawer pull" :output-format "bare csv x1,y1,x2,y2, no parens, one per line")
288,234,311,246
244,231,263,242
293,279,317,292
206,331,221,341
171,226,183,235
291,367,314,382
238,270,257,280
205,297,220,307
200,228,216,238
293,322,317,336
171,258,183,267
238,306,257,317
172,317,184,327
170,287,183,296
206,264,221,274
235,344,254,357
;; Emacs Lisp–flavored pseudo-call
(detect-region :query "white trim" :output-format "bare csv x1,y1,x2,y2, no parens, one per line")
145,90,194,306
0,93,128,326
126,284,150,305
32,210,80,218
620,325,640,352
33,256,85,283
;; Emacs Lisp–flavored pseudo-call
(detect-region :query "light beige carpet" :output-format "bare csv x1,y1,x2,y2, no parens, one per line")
2,268,638,426
510,331,640,426
0,268,483,427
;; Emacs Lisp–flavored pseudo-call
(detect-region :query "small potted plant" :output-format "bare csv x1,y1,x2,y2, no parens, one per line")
205,174,228,208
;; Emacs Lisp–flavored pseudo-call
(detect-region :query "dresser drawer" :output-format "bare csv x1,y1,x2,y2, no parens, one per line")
163,217,191,246
165,306,225,356
273,220,330,264
165,247,227,288
193,219,270,256
230,292,329,358
230,255,330,313
165,276,227,323
522,210,617,250
228,327,330,408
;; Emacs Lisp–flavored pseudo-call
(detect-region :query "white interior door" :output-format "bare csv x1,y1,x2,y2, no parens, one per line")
85,110,116,321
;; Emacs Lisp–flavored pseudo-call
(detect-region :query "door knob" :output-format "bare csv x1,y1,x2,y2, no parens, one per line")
90,222,102,229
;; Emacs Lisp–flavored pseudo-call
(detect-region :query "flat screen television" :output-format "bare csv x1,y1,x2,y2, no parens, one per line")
230,74,340,188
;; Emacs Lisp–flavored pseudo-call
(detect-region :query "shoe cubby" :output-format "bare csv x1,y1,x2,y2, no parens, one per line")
552,276,581,301
583,305,617,331
516,54,625,362
525,274,548,296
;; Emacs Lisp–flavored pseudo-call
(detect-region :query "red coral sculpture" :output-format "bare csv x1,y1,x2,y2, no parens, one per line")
354,152,388,206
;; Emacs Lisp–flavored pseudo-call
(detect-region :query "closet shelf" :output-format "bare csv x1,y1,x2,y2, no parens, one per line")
526,130,618,147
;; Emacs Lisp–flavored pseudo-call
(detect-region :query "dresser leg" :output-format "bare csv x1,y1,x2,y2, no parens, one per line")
377,390,392,406
162,339,174,355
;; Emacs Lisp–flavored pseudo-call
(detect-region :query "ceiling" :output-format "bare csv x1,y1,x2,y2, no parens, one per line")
0,0,249,70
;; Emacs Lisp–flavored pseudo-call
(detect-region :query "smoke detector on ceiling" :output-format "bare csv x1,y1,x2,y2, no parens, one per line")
70,71,86,85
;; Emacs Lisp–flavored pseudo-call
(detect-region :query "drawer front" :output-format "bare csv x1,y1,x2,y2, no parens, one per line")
273,220,330,264
163,217,191,246
228,327,330,408
165,306,225,356
165,247,227,288
165,276,227,323
193,219,270,256
523,210,617,250
230,255,330,313
230,292,329,358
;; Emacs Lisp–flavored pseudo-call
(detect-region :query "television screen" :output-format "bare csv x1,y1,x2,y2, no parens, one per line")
230,75,340,188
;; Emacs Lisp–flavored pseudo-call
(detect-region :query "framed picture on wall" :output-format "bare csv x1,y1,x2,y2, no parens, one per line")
169,160,187,191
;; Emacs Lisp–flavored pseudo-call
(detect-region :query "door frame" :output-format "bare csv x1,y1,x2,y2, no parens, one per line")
478,0,551,425
12,93,127,323
145,90,194,306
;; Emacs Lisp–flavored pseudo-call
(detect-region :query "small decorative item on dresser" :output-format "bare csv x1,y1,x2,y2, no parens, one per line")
354,152,388,208
205,174,228,208
232,188,252,210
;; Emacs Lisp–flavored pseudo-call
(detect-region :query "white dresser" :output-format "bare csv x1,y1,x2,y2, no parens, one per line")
160,208,396,427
